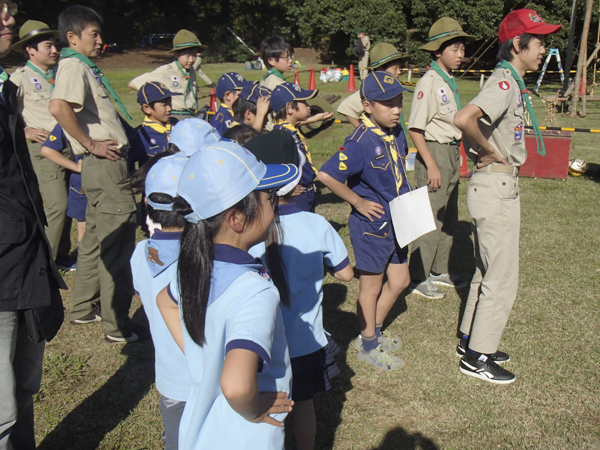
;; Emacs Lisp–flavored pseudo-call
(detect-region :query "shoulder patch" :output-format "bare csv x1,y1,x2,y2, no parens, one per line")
339,152,348,161
49,135,57,141
499,81,510,91
417,91,424,100
339,162,348,171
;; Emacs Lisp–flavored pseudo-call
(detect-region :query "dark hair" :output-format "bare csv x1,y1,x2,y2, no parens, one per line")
497,33,540,63
274,101,299,122
147,193,187,228
379,60,403,72
129,144,180,193
58,5,103,45
23,34,56,59
263,219,290,308
221,123,259,145
232,97,257,122
260,36,294,68
432,37,467,60
174,191,263,346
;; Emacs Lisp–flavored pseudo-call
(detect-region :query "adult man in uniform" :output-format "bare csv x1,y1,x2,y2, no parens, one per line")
357,30,370,80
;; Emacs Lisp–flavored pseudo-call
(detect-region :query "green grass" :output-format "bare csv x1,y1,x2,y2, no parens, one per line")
33,58,600,449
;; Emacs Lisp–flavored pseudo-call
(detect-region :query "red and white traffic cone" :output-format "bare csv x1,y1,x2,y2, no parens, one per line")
345,64,357,93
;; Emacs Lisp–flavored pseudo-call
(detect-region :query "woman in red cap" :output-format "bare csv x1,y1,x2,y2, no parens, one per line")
453,9,561,384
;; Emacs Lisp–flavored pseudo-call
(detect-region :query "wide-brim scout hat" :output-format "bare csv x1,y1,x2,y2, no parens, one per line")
137,82,182,106
498,9,562,43
369,43,410,69
360,70,409,103
169,29,207,53
420,17,476,52
300,96,335,141
12,20,59,53
270,82,318,112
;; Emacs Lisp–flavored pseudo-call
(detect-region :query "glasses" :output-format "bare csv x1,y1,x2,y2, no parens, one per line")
1,2,17,20
279,54,294,62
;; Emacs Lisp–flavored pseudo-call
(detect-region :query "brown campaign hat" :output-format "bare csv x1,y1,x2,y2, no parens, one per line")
169,29,208,52
420,17,476,52
12,20,59,53
369,43,410,69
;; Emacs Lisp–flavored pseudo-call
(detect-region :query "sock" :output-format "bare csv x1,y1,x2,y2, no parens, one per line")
431,271,441,277
411,278,422,285
361,334,378,352
375,323,383,339
462,334,469,341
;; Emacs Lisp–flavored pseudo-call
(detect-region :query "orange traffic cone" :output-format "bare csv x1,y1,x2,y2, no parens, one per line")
209,87,218,112
345,64,357,93
308,65,316,90
294,67,300,86
460,142,471,179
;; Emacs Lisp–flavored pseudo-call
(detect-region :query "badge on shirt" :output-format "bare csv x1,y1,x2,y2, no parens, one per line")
339,152,348,161
375,146,383,156
29,77,44,91
147,247,164,266
171,75,179,88
49,135,57,142
89,68,103,86
339,162,348,171
518,93,523,106
514,121,523,141
499,81,510,90
417,91,424,100
150,138,157,145
437,87,450,105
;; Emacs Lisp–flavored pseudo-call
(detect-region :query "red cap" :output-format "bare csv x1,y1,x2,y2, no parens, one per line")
498,9,562,43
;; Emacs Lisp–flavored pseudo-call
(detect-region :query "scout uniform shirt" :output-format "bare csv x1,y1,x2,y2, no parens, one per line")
336,90,363,120
260,68,286,91
128,116,178,167
131,62,198,112
408,69,461,143
10,62,57,132
273,120,316,188
468,65,526,167
52,57,129,155
210,104,234,136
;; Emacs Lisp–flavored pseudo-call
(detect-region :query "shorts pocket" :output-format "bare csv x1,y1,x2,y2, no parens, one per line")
37,170,58,184
361,220,391,239
499,177,519,200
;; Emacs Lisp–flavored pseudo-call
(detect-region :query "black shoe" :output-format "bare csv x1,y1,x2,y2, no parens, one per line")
455,338,510,363
105,324,151,344
460,353,516,384
70,304,102,325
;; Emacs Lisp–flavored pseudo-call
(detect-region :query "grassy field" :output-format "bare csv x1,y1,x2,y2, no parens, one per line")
32,55,600,449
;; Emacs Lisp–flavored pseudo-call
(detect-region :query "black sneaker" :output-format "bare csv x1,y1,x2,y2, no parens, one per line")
460,353,516,384
455,338,510,363
70,304,102,325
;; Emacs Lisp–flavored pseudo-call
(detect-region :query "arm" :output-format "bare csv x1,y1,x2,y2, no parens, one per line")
297,111,334,127
25,128,50,145
345,116,360,128
317,171,384,222
49,98,121,161
157,286,184,352
221,348,293,426
454,104,507,168
128,80,139,91
408,128,441,191
333,264,354,282
253,97,271,132
40,146,81,173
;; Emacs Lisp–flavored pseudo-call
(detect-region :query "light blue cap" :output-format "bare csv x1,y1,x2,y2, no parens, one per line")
177,140,299,222
169,118,221,157
145,155,188,211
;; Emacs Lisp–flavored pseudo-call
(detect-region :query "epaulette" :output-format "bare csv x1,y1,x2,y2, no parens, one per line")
348,124,368,143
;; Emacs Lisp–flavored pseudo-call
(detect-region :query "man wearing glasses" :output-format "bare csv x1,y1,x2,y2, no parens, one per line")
0,2,66,449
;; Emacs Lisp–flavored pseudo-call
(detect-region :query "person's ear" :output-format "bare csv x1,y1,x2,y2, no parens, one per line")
513,36,521,54
244,110,255,124
141,104,153,116
362,100,373,114
66,30,78,47
225,209,246,233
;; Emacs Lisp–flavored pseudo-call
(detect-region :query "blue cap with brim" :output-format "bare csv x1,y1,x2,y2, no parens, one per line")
137,82,181,106
169,118,221,157
216,72,253,99
360,70,409,103
145,155,188,211
177,141,299,222
240,82,272,104
270,82,318,112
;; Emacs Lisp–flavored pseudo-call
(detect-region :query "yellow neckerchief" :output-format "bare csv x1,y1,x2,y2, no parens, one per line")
143,116,171,135
217,102,234,118
274,119,318,175
360,113,403,193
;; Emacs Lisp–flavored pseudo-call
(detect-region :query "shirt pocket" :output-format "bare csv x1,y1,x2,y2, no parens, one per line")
439,103,453,115
370,155,390,171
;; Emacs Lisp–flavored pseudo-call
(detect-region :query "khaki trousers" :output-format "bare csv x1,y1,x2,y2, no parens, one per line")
69,155,137,338
359,52,369,80
28,141,72,260
409,141,460,281
460,171,520,354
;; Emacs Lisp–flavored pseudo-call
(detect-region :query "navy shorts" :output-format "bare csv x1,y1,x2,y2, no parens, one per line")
290,334,340,402
66,173,87,221
348,214,408,273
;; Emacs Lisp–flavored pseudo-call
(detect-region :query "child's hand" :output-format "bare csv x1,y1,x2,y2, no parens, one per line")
256,96,270,118
250,392,294,427
291,184,307,196
75,159,83,173
427,165,442,192
25,128,50,144
303,111,335,125
354,198,384,222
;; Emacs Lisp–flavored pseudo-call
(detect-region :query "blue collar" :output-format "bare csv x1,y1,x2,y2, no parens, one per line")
151,230,182,241
278,202,302,216
213,243,257,265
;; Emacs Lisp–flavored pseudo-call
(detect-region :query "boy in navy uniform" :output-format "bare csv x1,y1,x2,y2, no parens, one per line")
231,82,271,132
318,72,410,370
210,72,251,135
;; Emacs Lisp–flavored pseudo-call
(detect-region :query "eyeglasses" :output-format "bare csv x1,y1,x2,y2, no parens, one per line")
1,2,17,20
279,54,294,62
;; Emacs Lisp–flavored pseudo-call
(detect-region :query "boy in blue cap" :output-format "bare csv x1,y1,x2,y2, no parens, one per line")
232,83,272,132
318,71,411,370
129,82,180,169
210,72,252,135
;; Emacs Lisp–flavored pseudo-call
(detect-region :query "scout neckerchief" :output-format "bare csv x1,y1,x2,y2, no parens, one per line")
263,68,286,81
497,60,545,156
429,60,461,109
26,61,55,88
60,48,132,120
175,60,198,112
274,119,318,175
143,116,171,135
360,113,403,193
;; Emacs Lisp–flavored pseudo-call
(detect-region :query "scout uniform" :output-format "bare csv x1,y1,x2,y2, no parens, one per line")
130,30,205,116
458,10,561,383
408,18,475,286
210,72,251,135
52,47,138,341
10,21,72,262
358,32,371,80
193,54,212,86
260,66,286,91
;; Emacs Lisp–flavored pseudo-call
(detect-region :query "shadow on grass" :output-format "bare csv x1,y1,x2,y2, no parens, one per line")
370,427,439,449
38,308,155,450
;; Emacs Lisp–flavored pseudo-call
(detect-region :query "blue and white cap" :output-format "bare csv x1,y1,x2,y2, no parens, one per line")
270,82,317,112
145,155,188,211
169,118,221,157
240,82,272,104
177,140,299,222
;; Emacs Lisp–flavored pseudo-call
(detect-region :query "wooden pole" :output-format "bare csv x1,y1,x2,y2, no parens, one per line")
460,38,498,79
563,0,578,93
571,0,594,117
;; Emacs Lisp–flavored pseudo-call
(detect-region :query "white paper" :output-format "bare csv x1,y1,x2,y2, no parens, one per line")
389,186,436,248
